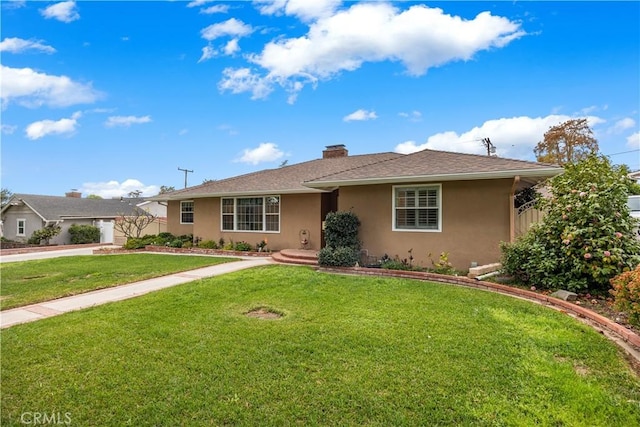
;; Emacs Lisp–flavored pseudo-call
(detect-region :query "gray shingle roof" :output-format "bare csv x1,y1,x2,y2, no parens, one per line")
4,194,145,221
304,149,562,187
153,149,563,200
157,152,402,200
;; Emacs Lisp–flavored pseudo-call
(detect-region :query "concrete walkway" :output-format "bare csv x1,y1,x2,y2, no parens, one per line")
1,257,273,329
0,246,118,263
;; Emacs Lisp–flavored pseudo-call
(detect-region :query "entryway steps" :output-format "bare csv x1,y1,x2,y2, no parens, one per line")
271,249,318,266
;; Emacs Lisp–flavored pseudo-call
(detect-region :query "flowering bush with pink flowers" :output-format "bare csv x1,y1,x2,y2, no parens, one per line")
501,155,640,292
610,264,640,327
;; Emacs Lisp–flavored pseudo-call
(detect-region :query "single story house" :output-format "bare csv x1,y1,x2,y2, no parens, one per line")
1,192,166,245
154,145,563,270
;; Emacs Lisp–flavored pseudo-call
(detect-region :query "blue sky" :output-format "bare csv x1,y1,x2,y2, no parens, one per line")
1,0,639,198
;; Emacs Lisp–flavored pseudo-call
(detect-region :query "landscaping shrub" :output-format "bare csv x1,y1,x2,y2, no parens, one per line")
198,240,218,249
27,225,61,245
168,239,183,248
234,241,253,252
380,257,414,271
501,155,640,292
610,264,640,327
324,211,361,249
319,211,361,267
429,252,456,275
318,246,359,267
69,224,100,244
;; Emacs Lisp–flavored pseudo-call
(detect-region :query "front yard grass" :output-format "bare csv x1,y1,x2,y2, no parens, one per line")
1,265,639,426
0,254,237,310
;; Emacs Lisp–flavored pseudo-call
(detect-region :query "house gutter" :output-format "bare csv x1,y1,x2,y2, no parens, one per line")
510,176,520,243
302,168,562,188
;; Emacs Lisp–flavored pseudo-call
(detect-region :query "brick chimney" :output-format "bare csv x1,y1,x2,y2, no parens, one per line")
323,144,348,159
65,190,82,198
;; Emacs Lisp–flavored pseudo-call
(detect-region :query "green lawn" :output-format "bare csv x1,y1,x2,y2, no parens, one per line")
0,254,237,310
1,265,639,426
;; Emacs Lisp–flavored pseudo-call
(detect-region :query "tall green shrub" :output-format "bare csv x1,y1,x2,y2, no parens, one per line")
69,224,100,244
27,225,61,245
501,155,640,292
319,211,361,267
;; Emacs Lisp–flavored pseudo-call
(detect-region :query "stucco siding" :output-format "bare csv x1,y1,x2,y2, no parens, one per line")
169,194,322,251
339,179,512,270
2,208,44,242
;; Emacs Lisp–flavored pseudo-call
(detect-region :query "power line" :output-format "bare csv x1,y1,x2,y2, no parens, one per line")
604,149,640,157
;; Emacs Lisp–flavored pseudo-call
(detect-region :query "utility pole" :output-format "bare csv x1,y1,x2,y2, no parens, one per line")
481,138,496,156
178,167,193,188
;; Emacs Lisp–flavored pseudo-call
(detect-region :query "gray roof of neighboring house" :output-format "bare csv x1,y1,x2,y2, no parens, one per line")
1,194,145,221
156,152,402,200
153,148,563,200
304,149,562,188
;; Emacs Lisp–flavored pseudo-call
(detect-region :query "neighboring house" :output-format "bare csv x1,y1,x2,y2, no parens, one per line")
154,145,563,270
1,192,166,245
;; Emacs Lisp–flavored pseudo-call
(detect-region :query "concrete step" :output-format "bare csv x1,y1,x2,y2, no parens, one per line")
272,250,318,266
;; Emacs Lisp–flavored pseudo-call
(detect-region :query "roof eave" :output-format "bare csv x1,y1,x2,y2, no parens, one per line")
303,168,563,188
150,187,330,201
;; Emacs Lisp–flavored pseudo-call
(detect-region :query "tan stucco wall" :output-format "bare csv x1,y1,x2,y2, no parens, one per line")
168,194,322,251
339,180,513,271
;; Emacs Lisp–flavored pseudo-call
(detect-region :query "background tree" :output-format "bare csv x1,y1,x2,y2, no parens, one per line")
1,188,13,207
501,155,640,293
202,179,215,184
159,185,175,194
86,194,103,199
114,208,157,239
534,118,599,165
128,190,143,198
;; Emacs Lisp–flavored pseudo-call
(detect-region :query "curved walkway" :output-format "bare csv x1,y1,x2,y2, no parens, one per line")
1,257,272,329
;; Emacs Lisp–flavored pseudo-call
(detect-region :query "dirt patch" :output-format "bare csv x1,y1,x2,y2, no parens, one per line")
246,308,283,319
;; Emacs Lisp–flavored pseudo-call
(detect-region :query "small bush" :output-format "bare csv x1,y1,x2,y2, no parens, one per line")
69,224,100,244
318,246,359,267
234,241,253,251
429,252,456,275
169,239,183,248
610,264,640,327
27,225,61,245
381,258,414,271
198,240,218,249
182,241,193,248
123,238,146,250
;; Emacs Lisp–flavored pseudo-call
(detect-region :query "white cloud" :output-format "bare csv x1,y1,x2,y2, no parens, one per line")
627,132,640,149
198,45,217,63
25,111,82,140
1,65,101,109
40,1,80,23
343,109,377,122
1,124,17,134
218,68,274,100
187,0,213,8
201,4,230,14
236,142,284,165
105,115,152,128
2,0,26,10
394,114,606,160
0,37,56,54
255,0,340,22
201,18,253,41
80,179,159,199
399,110,422,122
224,39,240,55
611,117,636,134
228,3,524,102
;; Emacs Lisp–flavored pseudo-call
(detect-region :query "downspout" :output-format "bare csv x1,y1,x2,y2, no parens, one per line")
510,176,520,243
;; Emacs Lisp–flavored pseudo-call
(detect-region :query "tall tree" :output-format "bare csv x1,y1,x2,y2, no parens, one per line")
534,118,599,165
1,188,13,207
159,185,175,194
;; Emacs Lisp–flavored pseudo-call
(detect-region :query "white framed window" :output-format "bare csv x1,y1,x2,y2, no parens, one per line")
221,196,280,232
17,218,26,236
392,184,441,232
180,201,194,224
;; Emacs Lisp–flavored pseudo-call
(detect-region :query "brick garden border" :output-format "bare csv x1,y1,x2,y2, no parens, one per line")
317,265,640,358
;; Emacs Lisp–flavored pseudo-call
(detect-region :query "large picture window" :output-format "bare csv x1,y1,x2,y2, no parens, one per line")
221,196,280,232
393,185,441,232
180,201,194,224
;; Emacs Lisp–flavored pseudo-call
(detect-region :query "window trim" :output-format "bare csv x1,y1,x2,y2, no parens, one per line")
220,195,281,233
17,218,26,236
392,184,442,232
180,201,194,224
